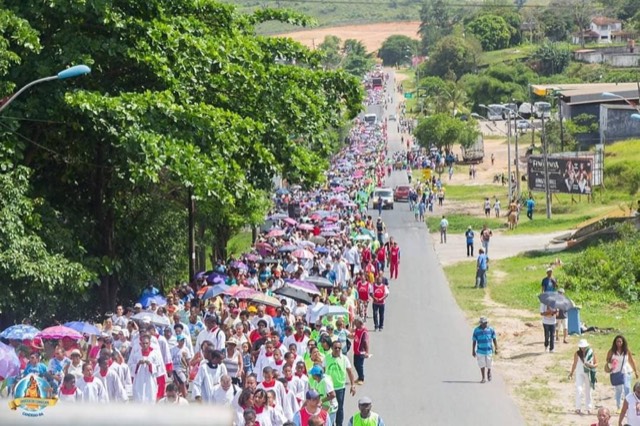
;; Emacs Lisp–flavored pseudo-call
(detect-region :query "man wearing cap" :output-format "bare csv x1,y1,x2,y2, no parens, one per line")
348,397,385,426
134,303,143,314
291,389,332,426
309,365,338,424
541,267,558,293
472,316,498,383
465,226,475,257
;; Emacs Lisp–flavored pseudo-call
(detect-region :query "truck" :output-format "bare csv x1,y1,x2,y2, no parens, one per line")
460,135,484,164
363,113,377,126
534,101,551,119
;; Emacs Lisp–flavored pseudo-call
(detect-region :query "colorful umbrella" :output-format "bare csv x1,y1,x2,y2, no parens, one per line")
230,261,248,271
244,253,261,262
36,326,83,340
235,289,261,300
224,286,256,297
206,273,227,285
140,294,167,309
315,246,329,254
285,279,320,295
0,341,20,379
267,229,285,238
353,234,372,241
249,293,282,308
298,223,314,231
0,325,39,340
274,286,313,305
278,244,298,253
305,276,334,289
63,321,101,336
201,284,231,300
282,217,297,226
292,249,314,259
131,312,171,327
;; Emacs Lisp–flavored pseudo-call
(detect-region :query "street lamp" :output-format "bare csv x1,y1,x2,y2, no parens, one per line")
0,64,91,114
480,104,513,202
602,92,640,112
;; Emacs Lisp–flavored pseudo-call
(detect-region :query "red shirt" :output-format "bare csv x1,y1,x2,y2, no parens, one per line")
353,327,368,354
390,246,400,262
357,282,370,301
373,285,387,304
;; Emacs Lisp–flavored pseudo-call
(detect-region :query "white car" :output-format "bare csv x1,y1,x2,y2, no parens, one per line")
517,120,531,132
372,187,394,210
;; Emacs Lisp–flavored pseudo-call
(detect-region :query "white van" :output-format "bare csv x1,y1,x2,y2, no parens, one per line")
364,113,377,126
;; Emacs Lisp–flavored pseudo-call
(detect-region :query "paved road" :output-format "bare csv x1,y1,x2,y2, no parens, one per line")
341,71,524,425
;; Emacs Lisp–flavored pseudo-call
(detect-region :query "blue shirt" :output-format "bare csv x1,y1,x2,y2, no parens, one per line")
23,362,48,377
465,230,474,243
541,277,557,292
477,253,488,271
473,326,496,355
526,199,535,211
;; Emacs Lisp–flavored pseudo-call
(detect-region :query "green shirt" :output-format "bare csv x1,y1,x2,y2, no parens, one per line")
325,354,348,390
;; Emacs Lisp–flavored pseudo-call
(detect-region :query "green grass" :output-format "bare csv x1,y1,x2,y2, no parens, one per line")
219,0,421,34
478,44,538,67
227,231,253,257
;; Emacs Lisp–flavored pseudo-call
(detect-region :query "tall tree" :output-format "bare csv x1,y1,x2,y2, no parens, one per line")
466,14,512,51
378,35,418,66
318,35,342,69
419,0,460,53
423,35,482,80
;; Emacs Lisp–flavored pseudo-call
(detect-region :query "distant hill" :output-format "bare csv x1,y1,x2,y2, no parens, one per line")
219,0,421,34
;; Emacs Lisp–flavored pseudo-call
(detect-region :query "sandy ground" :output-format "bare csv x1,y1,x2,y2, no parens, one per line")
387,73,609,425
276,21,421,52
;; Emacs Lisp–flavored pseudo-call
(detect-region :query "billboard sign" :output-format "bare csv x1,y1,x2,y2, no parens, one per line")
527,155,593,194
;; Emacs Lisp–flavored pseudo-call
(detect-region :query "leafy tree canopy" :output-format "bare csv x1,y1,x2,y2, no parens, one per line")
378,35,418,66
466,14,512,51
422,35,482,80
413,113,479,152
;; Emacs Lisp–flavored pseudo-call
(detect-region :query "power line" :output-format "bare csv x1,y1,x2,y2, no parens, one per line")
234,0,582,9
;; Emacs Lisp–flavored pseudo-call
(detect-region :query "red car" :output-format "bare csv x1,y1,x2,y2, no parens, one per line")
393,185,411,202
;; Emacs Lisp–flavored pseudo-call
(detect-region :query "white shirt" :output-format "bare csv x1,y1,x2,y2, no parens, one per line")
212,383,238,406
77,377,108,403
625,392,640,426
540,303,557,325
196,326,226,352
251,314,275,330
192,362,228,402
158,396,189,405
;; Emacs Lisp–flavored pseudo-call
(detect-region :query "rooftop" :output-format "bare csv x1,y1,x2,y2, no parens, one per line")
532,83,639,105
592,17,621,26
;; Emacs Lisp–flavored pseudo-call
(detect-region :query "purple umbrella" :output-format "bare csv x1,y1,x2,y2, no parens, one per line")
206,274,227,285
0,341,20,379
285,279,320,295
230,261,248,271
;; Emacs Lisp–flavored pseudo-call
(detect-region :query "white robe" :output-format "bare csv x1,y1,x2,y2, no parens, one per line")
253,353,277,383
131,349,163,403
281,389,300,421
57,387,82,403
94,367,128,402
257,380,287,411
211,383,237,406
77,377,108,403
191,362,227,403
282,334,309,357
289,375,309,403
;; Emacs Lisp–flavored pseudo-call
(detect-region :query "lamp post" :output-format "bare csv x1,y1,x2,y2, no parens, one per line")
480,104,512,202
541,113,552,219
0,65,91,114
602,92,640,111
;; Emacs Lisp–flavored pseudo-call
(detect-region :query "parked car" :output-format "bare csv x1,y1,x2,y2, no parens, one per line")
389,114,397,121
393,185,411,202
372,187,394,209
516,120,531,132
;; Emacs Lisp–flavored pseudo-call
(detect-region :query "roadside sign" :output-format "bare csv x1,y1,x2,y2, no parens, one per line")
404,92,414,99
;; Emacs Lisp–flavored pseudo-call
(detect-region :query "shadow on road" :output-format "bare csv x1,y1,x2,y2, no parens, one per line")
507,352,543,360
441,380,485,384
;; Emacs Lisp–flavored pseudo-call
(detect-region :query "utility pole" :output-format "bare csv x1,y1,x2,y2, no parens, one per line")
507,115,512,202
513,111,520,197
188,186,196,280
541,115,552,219
558,92,565,151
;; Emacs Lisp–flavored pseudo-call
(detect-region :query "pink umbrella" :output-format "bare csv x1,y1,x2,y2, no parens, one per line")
224,286,254,297
255,242,274,257
267,229,285,238
36,325,83,340
282,217,297,226
291,249,314,259
298,223,314,231
235,289,261,300
333,186,346,193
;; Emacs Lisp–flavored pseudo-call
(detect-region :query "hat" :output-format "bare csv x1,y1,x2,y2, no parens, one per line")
358,396,372,405
546,267,553,272
226,337,239,346
134,303,143,309
111,326,122,334
558,288,565,294
578,339,589,348
150,300,158,305
305,390,321,400
248,306,258,314
468,225,472,229
479,316,488,324
176,334,186,342
309,366,324,377
70,349,82,356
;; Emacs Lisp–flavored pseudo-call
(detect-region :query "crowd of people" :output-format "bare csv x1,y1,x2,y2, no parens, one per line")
0,72,395,426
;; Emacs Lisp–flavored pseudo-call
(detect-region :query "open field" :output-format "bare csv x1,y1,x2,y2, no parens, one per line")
276,21,421,52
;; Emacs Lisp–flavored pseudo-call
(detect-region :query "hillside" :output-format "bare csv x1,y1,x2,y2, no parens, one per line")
219,0,421,34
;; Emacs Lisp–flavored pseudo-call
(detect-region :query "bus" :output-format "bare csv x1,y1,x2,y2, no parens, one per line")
486,104,503,121
363,113,377,126
534,101,551,119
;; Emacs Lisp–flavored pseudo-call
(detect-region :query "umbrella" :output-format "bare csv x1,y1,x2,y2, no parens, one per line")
333,186,346,193
310,236,326,245
318,305,349,316
232,288,260,299
278,244,298,253
132,312,171,327
315,246,329,254
255,242,274,257
282,217,297,226
36,325,83,340
63,321,101,336
292,249,314,259
0,341,20,379
206,273,227,285
267,229,285,238
140,294,167,309
249,293,282,308
230,261,248,271
353,234,372,241
298,223,314,231
275,188,290,195
285,279,321,295
298,240,316,249
321,231,338,237
244,253,261,262
538,292,575,311
201,284,231,300
0,325,39,340
305,276,334,288
268,213,289,220
194,271,207,280
257,258,279,264
274,286,313,305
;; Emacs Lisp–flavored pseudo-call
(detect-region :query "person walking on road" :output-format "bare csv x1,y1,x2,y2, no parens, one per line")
475,248,488,289
556,289,569,344
439,215,448,244
375,217,386,247
540,302,557,353
352,318,369,385
472,316,498,384
324,340,357,426
388,240,400,280
348,396,385,426
605,335,639,412
618,381,640,426
371,279,389,332
480,224,493,255
465,226,475,257
569,339,597,415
